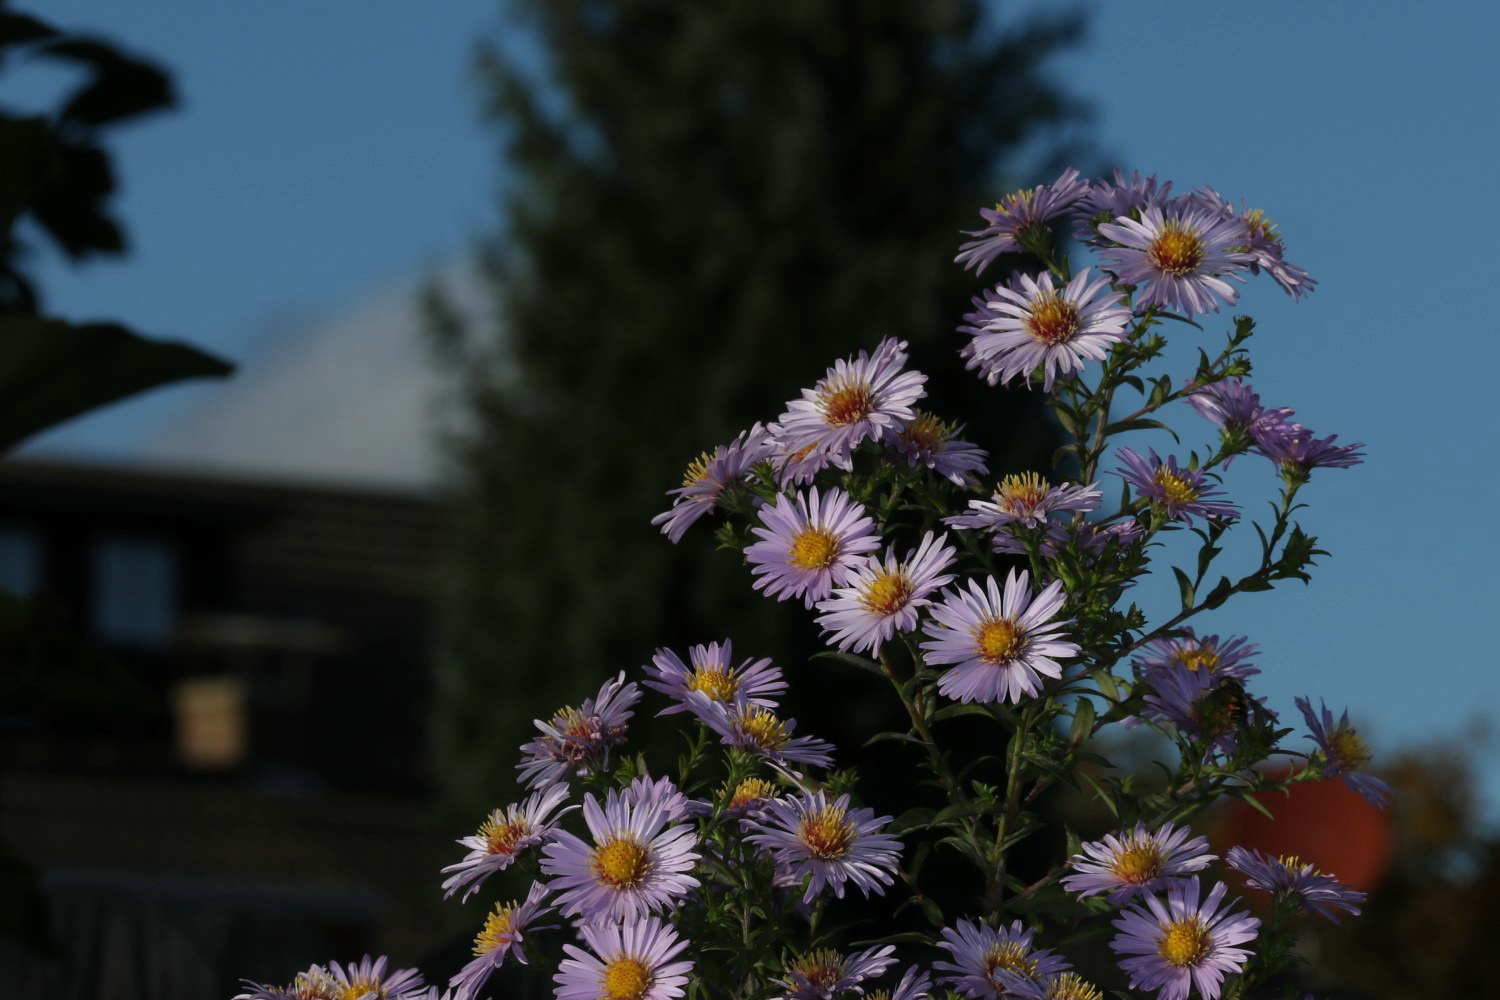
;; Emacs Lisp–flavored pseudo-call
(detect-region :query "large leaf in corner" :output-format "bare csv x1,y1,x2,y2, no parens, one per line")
0,315,233,453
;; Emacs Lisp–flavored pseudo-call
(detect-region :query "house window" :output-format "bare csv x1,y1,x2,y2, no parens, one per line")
92,535,178,647
0,525,41,597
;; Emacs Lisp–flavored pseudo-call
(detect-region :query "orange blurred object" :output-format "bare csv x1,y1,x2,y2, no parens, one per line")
1211,770,1396,893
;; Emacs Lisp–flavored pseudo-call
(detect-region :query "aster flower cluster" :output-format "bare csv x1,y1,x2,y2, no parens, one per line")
241,170,1383,1000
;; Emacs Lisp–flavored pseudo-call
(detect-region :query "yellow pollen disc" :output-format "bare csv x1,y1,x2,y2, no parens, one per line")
728,777,776,811
1151,467,1201,507
473,902,519,956
1045,973,1103,1000
1025,293,1082,345
975,618,1026,664
557,706,593,741
859,568,913,616
1110,840,1165,884
1147,221,1207,275
900,412,947,451
1276,854,1313,874
1176,647,1220,673
790,950,845,991
798,806,856,860
1244,208,1282,246
600,957,653,1000
681,451,713,488
818,375,875,427
339,979,379,1000
788,527,840,570
867,991,891,1000
291,971,338,1000
1156,917,1211,967
983,942,1038,983
996,472,1050,514
739,706,791,750
479,815,529,855
1328,726,1371,770
789,442,819,463
687,664,739,702
591,838,652,888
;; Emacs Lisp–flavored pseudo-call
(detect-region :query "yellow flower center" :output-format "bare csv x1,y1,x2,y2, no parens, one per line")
727,777,776,812
1156,917,1211,967
818,375,874,427
788,527,840,570
859,567,913,616
1176,647,1220,673
1110,840,1165,884
798,805,856,860
1025,293,1082,345
339,979,381,1000
479,815,529,856
681,451,713,488
1147,221,1207,275
738,706,791,750
1151,467,1201,507
687,664,739,703
789,950,845,992
899,412,947,451
983,942,1038,984
975,618,1026,663
1328,725,1371,770
290,970,339,1000
996,472,1050,514
1244,208,1282,247
601,957,653,1000
591,838,652,888
473,902,519,956
1045,973,1103,1000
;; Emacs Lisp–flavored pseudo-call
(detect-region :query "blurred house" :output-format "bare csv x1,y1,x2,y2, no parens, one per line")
0,459,456,998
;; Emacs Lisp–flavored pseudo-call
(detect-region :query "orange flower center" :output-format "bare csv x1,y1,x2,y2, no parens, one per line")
798,806,856,860
1147,221,1206,275
789,950,845,992
591,838,651,888
1156,917,1211,967
818,375,874,427
789,527,840,570
859,567,913,616
1025,293,1082,345
479,815,530,856
975,619,1026,663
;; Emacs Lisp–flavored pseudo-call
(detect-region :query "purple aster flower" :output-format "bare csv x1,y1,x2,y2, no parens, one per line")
815,532,958,654
1238,207,1317,300
643,639,786,715
945,473,1101,532
934,919,1070,999
744,789,902,904
1109,877,1260,1000
1187,379,1296,439
961,269,1132,391
768,424,839,486
1251,421,1365,473
956,168,1091,273
1296,697,1391,807
776,338,927,470
1062,821,1216,903
994,971,1104,1000
449,883,554,999
651,423,773,544
686,691,835,771
1225,846,1365,923
1080,169,1173,227
1115,448,1238,525
442,784,573,901
236,966,340,1000
921,571,1079,705
518,673,641,791
1098,204,1252,316
1132,629,1260,686
745,487,883,608
540,788,701,925
621,775,698,825
330,956,427,1000
772,946,898,1000
892,412,990,485
554,916,693,1000
879,968,935,1000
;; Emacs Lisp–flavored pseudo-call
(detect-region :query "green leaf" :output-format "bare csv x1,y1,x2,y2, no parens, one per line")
1172,566,1195,609
1069,697,1096,744
931,702,995,724
0,316,233,452
1235,788,1278,821
1103,417,1179,440
887,807,937,834
810,650,883,675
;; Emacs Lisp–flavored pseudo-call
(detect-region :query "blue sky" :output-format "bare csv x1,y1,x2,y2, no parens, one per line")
11,3,1499,810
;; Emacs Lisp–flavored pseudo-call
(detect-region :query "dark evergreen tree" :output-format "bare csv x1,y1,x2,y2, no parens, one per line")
428,0,1096,815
